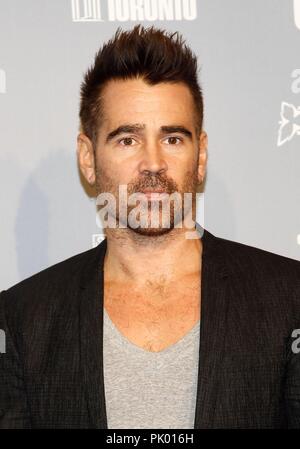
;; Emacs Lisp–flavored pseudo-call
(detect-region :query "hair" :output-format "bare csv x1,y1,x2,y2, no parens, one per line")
79,24,204,149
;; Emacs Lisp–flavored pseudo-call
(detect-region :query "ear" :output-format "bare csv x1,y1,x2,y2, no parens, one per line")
197,131,208,184
77,133,96,186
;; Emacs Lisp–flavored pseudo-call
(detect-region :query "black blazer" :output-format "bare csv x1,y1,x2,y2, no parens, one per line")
1,226,300,429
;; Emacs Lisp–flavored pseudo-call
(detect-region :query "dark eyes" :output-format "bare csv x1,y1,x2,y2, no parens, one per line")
118,137,135,146
117,136,183,146
165,136,182,145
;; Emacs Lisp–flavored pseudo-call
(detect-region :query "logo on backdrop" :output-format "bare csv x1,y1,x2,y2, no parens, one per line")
71,0,197,22
277,102,300,146
277,69,300,146
0,69,6,94
294,0,300,30
72,0,103,21
291,68,300,94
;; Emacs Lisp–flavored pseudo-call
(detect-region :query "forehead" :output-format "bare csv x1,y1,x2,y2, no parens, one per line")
100,78,196,128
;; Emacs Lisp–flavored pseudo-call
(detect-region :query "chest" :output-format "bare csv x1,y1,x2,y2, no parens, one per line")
104,276,201,352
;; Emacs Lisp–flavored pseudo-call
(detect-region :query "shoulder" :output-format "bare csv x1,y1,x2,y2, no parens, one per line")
0,239,107,315
207,230,300,278
208,230,300,319
203,227,300,296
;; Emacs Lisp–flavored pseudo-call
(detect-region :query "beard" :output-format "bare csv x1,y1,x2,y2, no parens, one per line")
95,166,199,237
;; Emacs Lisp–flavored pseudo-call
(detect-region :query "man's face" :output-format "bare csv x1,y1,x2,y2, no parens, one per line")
79,77,207,236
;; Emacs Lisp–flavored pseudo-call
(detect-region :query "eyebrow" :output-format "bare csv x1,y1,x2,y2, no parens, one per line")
105,123,193,143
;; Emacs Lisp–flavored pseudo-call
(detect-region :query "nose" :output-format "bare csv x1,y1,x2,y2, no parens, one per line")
137,142,168,176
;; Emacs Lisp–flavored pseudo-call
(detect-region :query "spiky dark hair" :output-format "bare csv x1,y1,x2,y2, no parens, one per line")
79,24,204,147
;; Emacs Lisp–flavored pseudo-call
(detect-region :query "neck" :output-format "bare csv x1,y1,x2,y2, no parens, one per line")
103,222,203,288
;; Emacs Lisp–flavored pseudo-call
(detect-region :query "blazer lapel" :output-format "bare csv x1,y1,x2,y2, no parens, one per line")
193,226,230,428
79,238,108,429
78,224,230,429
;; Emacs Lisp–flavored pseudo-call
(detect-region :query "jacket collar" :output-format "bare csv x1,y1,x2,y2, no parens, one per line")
78,224,230,428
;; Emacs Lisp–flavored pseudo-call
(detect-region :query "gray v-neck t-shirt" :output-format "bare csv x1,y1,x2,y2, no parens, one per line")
103,308,200,429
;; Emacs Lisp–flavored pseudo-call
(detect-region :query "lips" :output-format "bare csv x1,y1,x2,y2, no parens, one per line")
137,189,168,200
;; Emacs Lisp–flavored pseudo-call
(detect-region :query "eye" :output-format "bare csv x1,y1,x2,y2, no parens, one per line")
164,136,183,145
118,137,136,146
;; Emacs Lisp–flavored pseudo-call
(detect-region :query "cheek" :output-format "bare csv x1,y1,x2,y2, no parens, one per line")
171,156,198,178
95,161,113,190
95,159,132,192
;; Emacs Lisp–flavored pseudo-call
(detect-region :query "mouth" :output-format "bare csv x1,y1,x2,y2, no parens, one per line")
138,189,168,200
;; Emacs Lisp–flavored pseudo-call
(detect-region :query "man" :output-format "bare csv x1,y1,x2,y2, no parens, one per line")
1,24,300,429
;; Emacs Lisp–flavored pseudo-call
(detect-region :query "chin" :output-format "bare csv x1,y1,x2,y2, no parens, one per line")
129,224,175,237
